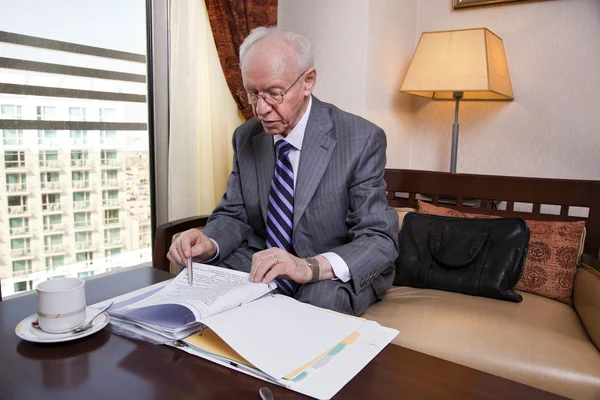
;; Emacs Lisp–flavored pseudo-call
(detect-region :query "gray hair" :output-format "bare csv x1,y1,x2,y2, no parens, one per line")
239,26,314,72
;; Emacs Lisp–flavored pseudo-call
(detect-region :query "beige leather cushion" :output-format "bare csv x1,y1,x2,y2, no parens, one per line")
394,207,416,230
574,264,600,351
362,285,600,400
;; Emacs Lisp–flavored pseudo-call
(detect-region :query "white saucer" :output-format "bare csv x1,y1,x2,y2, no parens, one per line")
15,306,110,343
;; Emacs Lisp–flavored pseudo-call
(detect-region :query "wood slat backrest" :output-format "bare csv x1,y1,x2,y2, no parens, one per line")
384,169,600,256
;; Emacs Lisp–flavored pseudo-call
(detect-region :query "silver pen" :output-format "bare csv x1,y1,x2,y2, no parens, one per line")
187,257,193,286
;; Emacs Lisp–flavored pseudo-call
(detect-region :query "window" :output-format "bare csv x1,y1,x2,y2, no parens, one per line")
69,107,86,121
78,271,94,278
11,238,31,257
104,209,119,225
41,193,61,212
73,191,91,209
40,172,60,190
102,190,119,207
1,104,22,119
71,150,89,167
46,255,65,268
3,129,24,145
74,212,92,228
5,151,25,168
9,217,30,235
36,106,56,120
75,231,93,249
39,150,59,168
6,173,27,192
43,215,62,232
8,196,28,214
70,130,88,145
102,169,118,187
99,108,116,122
38,130,58,145
12,260,32,275
100,130,117,145
76,252,94,262
1,4,151,299
104,228,121,246
72,171,90,189
13,281,31,292
44,234,63,253
101,149,118,166
105,248,121,257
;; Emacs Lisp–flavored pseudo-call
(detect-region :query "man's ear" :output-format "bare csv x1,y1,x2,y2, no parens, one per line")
303,68,317,95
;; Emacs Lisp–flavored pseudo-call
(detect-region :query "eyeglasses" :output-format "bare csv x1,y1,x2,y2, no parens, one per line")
236,70,307,106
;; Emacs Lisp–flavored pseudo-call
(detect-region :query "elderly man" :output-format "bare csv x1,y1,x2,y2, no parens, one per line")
168,27,398,316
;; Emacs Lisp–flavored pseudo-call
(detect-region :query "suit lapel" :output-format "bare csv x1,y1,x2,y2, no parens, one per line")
294,99,335,230
253,132,275,226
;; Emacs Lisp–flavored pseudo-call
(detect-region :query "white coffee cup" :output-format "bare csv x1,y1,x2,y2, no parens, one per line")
36,278,86,333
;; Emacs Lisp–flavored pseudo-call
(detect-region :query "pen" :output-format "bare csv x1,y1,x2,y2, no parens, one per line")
188,257,193,286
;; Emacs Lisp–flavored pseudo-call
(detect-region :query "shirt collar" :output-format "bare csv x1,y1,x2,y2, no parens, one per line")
273,95,312,151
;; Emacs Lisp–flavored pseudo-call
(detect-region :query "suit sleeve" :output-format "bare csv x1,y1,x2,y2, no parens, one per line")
329,127,399,294
201,128,252,261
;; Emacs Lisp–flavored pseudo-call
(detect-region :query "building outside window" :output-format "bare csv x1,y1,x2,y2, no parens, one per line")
0,1,151,298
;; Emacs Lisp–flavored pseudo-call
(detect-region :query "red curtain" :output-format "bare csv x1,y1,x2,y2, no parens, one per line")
205,0,278,121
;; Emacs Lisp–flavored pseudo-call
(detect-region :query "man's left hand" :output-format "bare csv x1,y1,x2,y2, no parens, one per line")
250,248,312,284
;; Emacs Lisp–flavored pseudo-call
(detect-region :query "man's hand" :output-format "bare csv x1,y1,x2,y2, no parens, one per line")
167,228,217,266
250,248,334,284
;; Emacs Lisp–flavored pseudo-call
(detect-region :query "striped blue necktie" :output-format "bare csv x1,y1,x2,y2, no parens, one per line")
266,140,297,296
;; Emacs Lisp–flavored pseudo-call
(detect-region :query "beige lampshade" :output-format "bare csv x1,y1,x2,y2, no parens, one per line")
400,28,514,100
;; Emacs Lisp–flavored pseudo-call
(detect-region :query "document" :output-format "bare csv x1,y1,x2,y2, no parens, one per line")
108,263,272,340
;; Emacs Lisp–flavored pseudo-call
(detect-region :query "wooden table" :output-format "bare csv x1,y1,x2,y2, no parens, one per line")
0,267,564,400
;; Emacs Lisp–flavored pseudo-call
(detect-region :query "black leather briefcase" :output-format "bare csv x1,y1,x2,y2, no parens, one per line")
394,212,530,302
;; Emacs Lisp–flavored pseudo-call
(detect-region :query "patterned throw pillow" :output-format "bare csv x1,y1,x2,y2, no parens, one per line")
417,201,586,305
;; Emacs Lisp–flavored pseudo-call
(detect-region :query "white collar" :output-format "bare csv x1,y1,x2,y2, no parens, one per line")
273,95,312,150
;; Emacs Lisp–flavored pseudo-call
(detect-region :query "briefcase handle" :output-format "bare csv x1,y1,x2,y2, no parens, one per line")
429,232,490,269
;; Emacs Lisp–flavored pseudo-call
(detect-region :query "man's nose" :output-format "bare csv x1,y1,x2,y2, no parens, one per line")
255,96,272,115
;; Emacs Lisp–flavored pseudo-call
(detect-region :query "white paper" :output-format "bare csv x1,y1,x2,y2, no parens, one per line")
202,294,366,380
121,263,272,320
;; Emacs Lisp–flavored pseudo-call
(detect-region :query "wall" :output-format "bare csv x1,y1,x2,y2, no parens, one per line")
279,0,600,180
278,0,418,168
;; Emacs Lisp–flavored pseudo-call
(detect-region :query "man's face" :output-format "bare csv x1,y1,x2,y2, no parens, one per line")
241,36,315,137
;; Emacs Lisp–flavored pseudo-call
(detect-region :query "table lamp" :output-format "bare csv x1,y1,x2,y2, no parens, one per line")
400,28,514,172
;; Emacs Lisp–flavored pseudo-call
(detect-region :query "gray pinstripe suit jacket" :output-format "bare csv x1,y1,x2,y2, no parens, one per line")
202,97,399,298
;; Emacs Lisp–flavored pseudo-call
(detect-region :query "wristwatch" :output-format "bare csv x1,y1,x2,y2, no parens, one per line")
305,257,320,282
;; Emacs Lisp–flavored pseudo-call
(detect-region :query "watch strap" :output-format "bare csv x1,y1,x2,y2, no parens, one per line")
305,257,320,282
